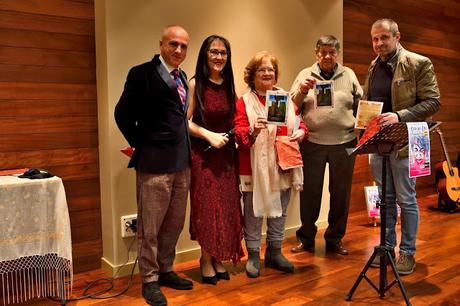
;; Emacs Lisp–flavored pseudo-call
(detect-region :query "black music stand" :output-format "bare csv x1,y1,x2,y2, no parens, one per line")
345,122,411,305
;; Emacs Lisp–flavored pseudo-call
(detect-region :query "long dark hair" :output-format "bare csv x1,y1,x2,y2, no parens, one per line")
194,35,236,119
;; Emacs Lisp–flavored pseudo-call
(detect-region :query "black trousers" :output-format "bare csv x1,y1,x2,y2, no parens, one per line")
296,139,356,246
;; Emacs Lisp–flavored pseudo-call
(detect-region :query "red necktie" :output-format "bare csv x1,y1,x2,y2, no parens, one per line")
171,69,186,105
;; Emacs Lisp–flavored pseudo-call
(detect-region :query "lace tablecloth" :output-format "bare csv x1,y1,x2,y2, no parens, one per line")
0,176,72,304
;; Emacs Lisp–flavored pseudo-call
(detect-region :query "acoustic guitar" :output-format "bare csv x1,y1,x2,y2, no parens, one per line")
434,127,460,207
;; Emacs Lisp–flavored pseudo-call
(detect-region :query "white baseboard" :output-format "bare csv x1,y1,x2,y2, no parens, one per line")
101,222,329,277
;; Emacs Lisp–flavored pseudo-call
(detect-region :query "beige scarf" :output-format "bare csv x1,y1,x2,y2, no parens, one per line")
240,90,303,217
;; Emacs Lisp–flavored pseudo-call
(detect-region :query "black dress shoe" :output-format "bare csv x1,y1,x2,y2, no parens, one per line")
158,271,193,290
142,282,167,306
200,262,219,285
326,241,349,255
291,242,315,253
201,273,219,285
215,271,230,280
212,258,230,280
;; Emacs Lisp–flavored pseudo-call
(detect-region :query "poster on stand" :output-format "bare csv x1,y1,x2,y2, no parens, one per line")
407,122,431,178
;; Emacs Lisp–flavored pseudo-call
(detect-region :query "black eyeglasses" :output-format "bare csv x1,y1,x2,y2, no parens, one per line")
208,49,228,58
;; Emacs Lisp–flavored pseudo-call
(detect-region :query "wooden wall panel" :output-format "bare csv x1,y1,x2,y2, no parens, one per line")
0,116,97,134
0,0,94,19
0,10,94,34
0,82,96,99
344,0,460,212
0,28,95,51
0,63,96,83
0,132,98,151
0,46,95,68
0,0,100,273
0,99,97,117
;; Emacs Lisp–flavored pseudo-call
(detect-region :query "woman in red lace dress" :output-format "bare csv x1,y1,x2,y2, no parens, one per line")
187,35,243,285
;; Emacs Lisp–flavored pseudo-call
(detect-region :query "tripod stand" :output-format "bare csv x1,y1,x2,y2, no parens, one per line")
345,123,413,305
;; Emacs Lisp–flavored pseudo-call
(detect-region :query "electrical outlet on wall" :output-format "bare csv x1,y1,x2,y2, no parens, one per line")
121,214,137,238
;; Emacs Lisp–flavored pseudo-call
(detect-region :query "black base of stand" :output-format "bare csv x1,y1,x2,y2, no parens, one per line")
346,245,411,305
345,143,413,305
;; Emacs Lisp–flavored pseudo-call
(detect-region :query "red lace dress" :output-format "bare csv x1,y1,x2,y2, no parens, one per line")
189,80,244,263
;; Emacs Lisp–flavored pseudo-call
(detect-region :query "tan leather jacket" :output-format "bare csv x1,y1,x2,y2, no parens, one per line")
363,45,441,156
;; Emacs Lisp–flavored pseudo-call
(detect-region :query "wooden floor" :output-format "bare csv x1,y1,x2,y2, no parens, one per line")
23,193,460,305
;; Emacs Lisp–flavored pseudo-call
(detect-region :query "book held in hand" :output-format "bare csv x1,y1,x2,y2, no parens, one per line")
355,116,381,148
266,90,289,125
120,147,134,157
355,100,383,129
314,80,334,108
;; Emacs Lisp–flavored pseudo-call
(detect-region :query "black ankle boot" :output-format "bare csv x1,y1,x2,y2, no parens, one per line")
246,248,261,278
264,241,294,273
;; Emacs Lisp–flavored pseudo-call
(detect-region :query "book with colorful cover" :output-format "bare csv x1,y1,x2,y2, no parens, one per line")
120,147,134,157
356,116,381,148
266,90,289,125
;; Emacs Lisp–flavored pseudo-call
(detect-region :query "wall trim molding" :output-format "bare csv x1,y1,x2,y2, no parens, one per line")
101,221,328,277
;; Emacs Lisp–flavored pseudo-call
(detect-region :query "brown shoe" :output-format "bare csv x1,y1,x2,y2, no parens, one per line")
326,241,348,255
370,249,395,268
395,252,416,275
291,242,314,253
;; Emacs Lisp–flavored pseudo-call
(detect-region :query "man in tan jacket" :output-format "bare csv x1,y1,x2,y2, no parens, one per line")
363,18,440,275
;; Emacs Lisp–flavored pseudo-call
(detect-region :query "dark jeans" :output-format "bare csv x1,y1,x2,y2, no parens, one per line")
296,139,356,246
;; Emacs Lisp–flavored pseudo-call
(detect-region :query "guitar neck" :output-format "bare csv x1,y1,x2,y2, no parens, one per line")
436,128,454,174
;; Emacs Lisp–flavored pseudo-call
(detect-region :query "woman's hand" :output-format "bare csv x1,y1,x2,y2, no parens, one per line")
253,116,268,136
206,131,229,149
289,129,305,143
